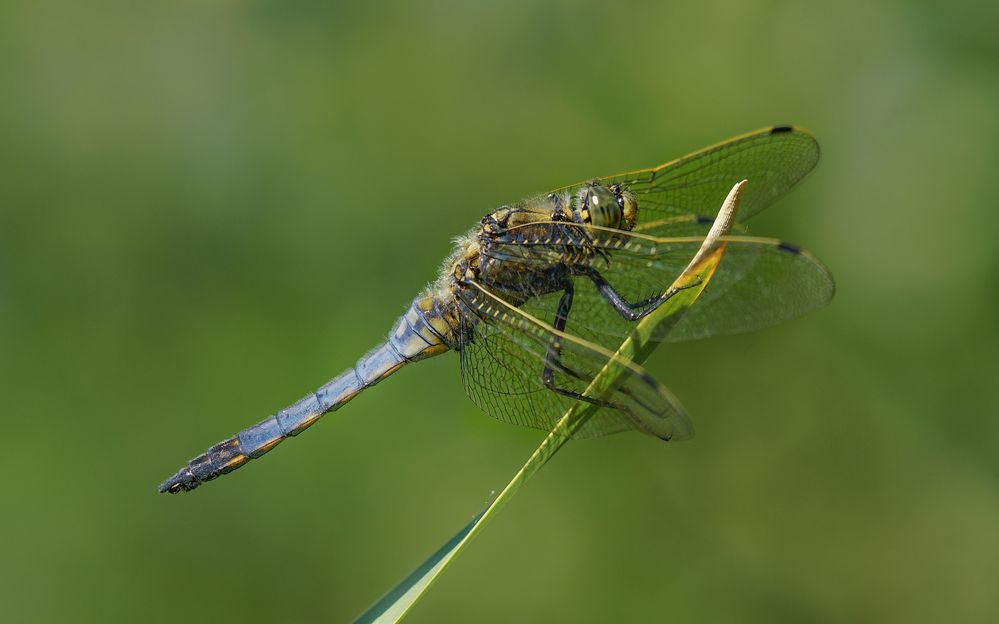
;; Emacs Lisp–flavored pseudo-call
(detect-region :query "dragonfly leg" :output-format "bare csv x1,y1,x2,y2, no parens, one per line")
542,284,619,409
581,266,702,322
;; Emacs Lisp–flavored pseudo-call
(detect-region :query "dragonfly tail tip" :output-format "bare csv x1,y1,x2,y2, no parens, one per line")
158,467,200,494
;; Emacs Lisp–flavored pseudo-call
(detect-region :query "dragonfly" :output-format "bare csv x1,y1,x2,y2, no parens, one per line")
160,125,834,494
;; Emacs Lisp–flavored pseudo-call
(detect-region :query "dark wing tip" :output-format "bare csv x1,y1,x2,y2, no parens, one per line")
776,240,802,254
770,125,794,134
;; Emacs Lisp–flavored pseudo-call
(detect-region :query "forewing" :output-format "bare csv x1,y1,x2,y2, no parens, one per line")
653,237,834,342
483,223,834,349
550,126,819,234
457,281,692,441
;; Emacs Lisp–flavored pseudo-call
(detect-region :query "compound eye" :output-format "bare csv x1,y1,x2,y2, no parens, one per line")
586,185,622,228
618,189,638,231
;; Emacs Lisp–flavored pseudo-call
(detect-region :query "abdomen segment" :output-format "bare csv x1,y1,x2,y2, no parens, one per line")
159,296,451,493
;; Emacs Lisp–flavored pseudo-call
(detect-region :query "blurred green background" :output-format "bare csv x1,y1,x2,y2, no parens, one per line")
2,1,998,622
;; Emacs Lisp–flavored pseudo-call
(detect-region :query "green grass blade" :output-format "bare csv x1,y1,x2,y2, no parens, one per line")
353,507,487,624
352,181,748,624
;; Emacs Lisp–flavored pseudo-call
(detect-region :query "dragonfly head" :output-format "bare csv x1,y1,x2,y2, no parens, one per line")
578,183,638,231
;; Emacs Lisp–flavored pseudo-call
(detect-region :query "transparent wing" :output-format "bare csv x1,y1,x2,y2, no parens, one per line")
482,222,834,351
457,281,692,441
549,126,819,235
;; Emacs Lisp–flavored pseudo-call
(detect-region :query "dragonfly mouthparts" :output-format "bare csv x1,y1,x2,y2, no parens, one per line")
158,467,199,494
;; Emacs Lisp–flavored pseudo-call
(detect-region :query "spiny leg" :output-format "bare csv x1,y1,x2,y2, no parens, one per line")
581,266,702,322
541,283,619,409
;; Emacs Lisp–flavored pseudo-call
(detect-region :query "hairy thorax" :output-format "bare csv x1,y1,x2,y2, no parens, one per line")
424,184,634,349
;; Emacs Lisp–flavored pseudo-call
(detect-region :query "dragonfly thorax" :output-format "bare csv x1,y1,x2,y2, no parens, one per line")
576,183,638,231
